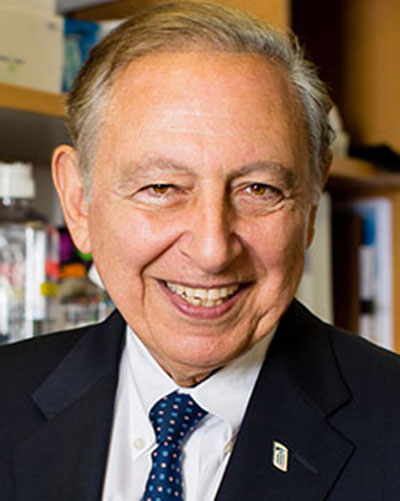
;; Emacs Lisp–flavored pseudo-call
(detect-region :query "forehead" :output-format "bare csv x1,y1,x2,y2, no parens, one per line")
98,51,308,170
107,51,299,117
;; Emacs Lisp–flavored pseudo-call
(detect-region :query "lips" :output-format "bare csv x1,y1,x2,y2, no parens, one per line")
165,281,240,307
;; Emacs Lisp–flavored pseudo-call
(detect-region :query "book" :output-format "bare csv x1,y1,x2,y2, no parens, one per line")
344,198,393,351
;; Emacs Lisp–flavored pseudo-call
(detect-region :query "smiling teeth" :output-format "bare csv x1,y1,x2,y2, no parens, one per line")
166,282,240,307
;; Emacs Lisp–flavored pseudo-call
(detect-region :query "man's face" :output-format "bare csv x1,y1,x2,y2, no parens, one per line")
71,52,315,385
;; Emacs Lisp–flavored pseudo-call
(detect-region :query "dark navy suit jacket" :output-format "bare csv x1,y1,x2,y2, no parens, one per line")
1,300,400,500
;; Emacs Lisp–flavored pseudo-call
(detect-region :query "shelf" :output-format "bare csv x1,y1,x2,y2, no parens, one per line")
0,83,65,118
59,0,289,28
57,0,110,14
329,155,400,190
59,0,160,20
1,82,399,187
0,84,68,165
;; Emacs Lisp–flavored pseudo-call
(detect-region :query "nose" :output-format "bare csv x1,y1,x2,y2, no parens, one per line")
178,194,243,274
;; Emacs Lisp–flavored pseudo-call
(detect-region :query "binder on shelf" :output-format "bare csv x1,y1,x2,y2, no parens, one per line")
334,197,393,351
0,5,62,93
0,0,56,14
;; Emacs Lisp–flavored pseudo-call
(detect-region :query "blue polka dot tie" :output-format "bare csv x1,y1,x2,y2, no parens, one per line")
142,391,208,501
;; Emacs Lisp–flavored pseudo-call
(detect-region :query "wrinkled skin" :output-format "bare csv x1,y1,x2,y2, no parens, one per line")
53,52,321,386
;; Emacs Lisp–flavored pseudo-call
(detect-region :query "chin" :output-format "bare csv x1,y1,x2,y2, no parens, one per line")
172,336,250,370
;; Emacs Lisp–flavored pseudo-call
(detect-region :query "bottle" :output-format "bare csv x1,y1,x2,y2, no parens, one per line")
58,262,113,330
0,162,59,344
0,232,24,344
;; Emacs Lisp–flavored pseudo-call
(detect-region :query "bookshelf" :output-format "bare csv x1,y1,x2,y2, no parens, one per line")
327,160,400,354
2,0,400,351
330,157,400,189
0,83,65,117
58,0,289,29
292,0,400,352
0,83,68,164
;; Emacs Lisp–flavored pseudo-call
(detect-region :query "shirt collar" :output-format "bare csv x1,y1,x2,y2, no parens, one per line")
125,326,276,436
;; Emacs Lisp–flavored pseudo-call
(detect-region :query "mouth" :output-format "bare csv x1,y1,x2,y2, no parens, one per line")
165,281,240,308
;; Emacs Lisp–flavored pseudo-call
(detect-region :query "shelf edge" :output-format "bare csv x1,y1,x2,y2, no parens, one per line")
330,155,400,188
0,83,66,118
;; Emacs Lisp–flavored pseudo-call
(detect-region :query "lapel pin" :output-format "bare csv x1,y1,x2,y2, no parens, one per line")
272,441,289,472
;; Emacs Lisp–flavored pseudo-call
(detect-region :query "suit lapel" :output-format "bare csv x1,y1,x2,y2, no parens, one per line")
216,301,355,501
12,301,355,500
13,311,126,501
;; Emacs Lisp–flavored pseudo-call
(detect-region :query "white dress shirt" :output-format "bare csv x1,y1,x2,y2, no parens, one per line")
102,326,276,501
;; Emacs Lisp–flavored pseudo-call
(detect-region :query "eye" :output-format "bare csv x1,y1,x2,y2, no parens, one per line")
246,183,269,196
146,184,174,195
132,182,185,209
245,183,284,205
136,183,178,199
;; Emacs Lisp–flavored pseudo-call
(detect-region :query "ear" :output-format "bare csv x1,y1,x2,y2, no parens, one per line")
52,145,92,254
306,204,318,249
306,152,333,248
321,150,333,189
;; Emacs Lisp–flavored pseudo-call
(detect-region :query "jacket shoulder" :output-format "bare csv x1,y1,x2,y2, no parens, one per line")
285,301,400,408
294,300,400,374
0,326,88,394
327,320,400,395
295,301,400,408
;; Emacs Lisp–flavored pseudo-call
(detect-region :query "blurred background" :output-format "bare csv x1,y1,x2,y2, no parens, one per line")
1,0,399,350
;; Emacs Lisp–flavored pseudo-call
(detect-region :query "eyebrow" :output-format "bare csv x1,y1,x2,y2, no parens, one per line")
227,161,296,189
115,155,296,190
115,156,192,191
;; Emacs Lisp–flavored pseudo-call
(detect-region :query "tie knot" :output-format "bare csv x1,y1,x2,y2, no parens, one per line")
150,391,207,447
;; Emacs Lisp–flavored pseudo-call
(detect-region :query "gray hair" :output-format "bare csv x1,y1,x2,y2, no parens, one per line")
67,0,333,198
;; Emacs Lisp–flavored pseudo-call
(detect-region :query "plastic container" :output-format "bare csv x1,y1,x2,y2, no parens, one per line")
0,162,59,344
58,262,113,330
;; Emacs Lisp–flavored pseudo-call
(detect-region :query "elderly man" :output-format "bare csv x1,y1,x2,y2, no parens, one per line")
1,2,400,500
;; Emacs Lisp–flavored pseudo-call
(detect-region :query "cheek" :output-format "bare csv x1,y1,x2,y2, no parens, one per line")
251,210,307,269
252,215,307,313
88,201,183,276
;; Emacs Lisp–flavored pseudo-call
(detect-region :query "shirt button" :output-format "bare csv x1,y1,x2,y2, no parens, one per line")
133,437,146,450
224,440,233,455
